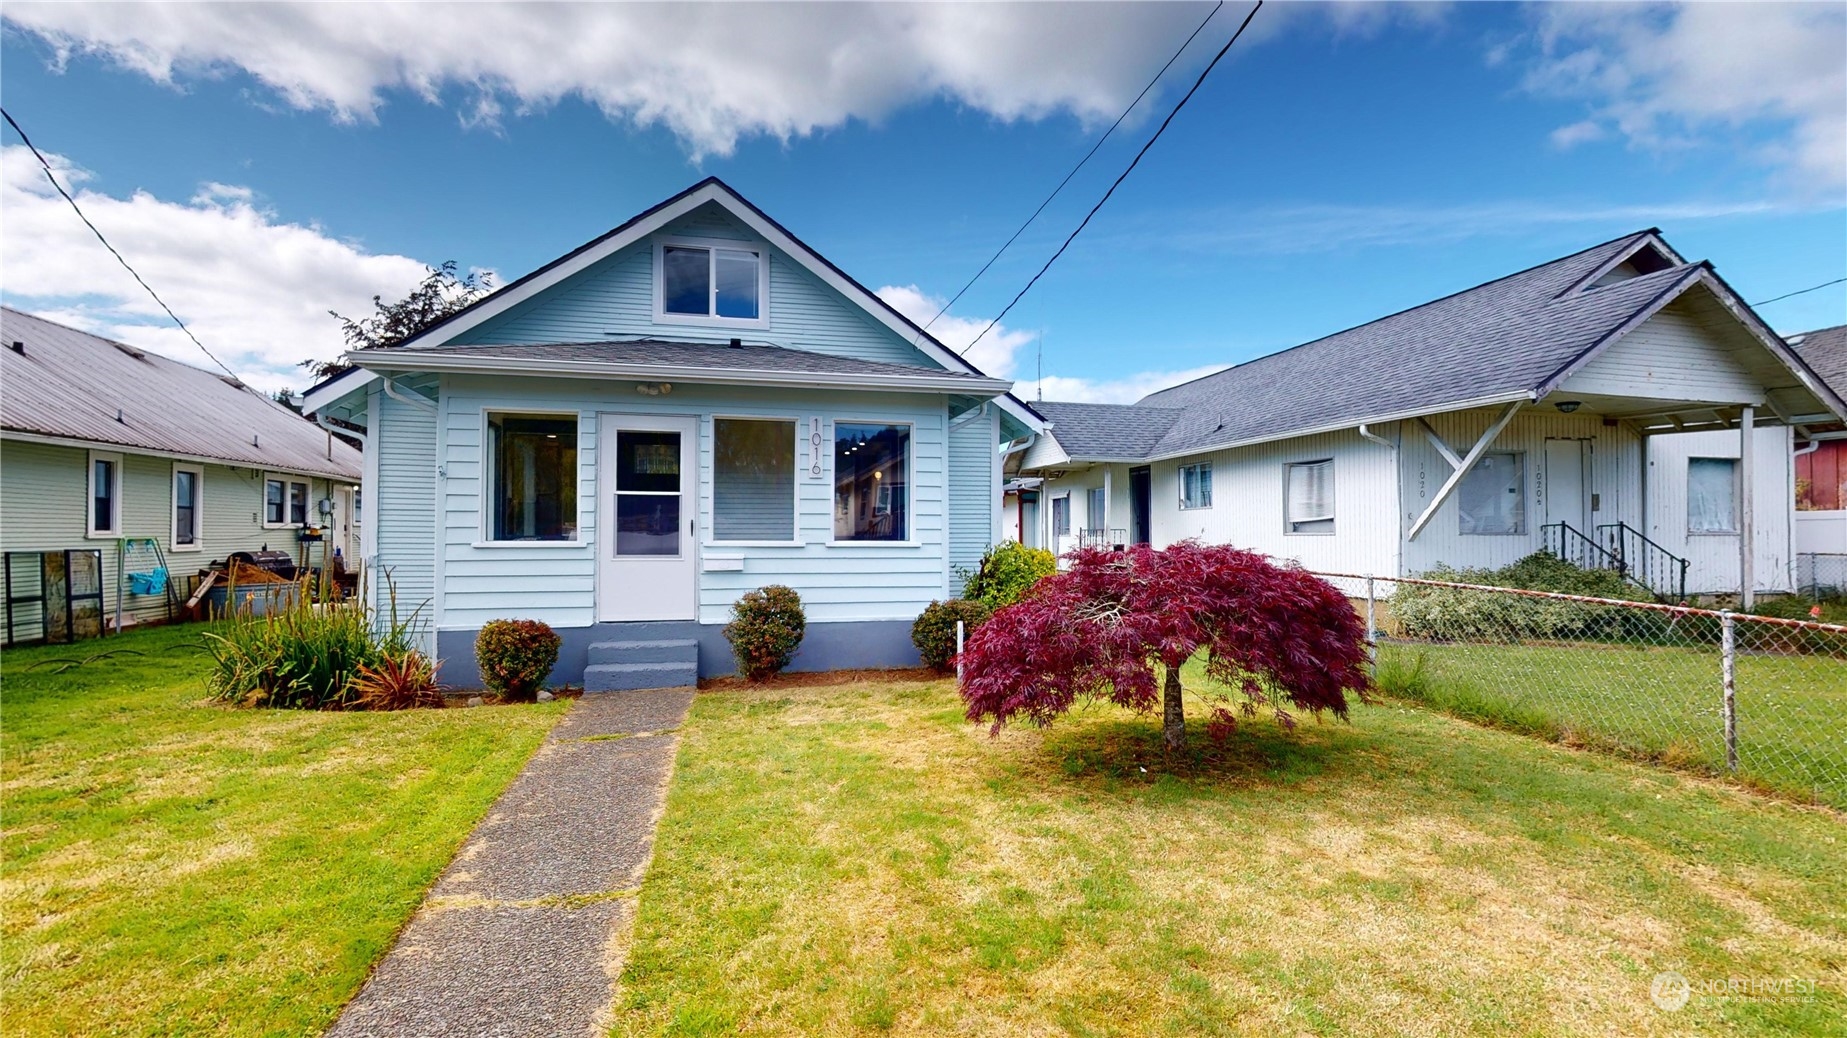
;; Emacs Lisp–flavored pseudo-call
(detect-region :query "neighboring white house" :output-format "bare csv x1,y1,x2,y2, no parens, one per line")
304,178,1043,688
1,307,363,642
1016,230,1846,602
1787,324,1847,595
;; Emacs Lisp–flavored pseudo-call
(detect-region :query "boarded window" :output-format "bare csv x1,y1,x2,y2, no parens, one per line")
1458,452,1525,535
1286,459,1333,533
1688,457,1738,533
489,414,578,541
1179,462,1213,510
714,418,795,540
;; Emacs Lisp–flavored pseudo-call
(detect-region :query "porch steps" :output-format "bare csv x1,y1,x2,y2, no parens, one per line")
584,638,698,692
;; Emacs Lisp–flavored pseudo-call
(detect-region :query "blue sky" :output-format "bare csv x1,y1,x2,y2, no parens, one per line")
2,2,1842,398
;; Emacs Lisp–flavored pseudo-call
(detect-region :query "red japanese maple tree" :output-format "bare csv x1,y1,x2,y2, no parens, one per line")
957,542,1372,754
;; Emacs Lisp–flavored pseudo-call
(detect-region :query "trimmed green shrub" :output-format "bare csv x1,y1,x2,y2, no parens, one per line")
1393,552,1651,643
476,619,562,700
912,599,992,673
962,541,1057,611
725,585,806,681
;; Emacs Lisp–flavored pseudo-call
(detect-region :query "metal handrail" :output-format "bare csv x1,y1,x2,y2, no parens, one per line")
1597,520,1690,603
1541,522,1624,573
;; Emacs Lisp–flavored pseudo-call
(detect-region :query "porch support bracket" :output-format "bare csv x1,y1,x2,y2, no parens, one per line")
1407,400,1525,541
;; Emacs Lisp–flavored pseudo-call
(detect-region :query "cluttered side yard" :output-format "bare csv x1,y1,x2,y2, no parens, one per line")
0,625,566,1038
612,666,1847,1037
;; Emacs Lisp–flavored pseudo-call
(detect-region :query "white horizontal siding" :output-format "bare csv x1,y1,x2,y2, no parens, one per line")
432,375,958,631
448,204,938,369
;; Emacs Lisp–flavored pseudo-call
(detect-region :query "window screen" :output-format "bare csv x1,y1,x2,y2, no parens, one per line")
1457,452,1525,535
1687,457,1738,533
714,418,795,540
834,423,908,540
1286,459,1333,533
489,414,578,541
1179,462,1213,510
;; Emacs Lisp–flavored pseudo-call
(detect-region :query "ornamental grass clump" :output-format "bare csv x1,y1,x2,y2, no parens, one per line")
205,573,428,709
475,619,563,701
725,585,806,681
957,541,1372,755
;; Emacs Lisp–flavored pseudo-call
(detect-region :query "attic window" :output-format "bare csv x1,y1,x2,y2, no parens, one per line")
656,238,767,326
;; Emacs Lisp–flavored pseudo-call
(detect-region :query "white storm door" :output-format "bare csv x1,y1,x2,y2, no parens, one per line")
598,414,697,622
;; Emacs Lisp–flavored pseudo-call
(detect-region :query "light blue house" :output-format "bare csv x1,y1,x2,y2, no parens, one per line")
304,179,1043,688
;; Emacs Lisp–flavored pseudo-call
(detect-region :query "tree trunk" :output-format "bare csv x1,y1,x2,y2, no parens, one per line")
1162,663,1187,756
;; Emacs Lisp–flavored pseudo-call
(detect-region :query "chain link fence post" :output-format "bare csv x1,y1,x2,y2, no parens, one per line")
1720,609,1738,774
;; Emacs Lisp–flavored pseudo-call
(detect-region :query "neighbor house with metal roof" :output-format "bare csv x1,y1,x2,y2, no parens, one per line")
303,178,1044,688
1,307,362,640
1013,230,1846,602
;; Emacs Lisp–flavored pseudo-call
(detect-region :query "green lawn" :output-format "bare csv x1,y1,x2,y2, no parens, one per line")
613,670,1847,1037
1,625,566,1037
1375,639,1847,807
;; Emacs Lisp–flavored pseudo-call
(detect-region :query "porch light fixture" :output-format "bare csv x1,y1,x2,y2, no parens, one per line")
1554,400,1582,413
635,382,674,396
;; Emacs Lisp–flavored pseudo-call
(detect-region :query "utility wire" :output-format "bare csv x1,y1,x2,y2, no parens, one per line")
1,105,244,382
961,0,1264,356
916,0,1225,340
1752,277,1846,308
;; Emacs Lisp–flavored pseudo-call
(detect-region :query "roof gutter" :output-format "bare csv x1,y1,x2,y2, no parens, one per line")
352,351,1014,396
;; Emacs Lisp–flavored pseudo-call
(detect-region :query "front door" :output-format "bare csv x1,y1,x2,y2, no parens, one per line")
1129,466,1152,545
598,414,697,622
1543,438,1591,532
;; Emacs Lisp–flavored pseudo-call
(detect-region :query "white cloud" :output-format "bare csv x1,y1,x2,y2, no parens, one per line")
1014,366,1227,406
2,2,1234,159
874,283,1036,378
1,145,432,392
1519,2,1847,194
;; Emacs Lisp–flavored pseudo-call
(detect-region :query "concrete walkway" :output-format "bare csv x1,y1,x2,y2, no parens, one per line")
328,688,695,1038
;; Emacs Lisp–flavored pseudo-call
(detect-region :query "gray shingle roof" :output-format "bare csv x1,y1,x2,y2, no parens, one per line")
1790,324,1847,400
1,307,361,480
396,338,1004,384
1034,401,1182,460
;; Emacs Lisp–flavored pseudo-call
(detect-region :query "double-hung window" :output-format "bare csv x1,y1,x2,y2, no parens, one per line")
1179,462,1213,510
487,413,578,541
88,451,121,537
713,418,796,541
658,239,766,324
1285,459,1334,533
1687,457,1738,534
264,475,310,528
172,463,202,550
1457,452,1525,535
834,422,909,541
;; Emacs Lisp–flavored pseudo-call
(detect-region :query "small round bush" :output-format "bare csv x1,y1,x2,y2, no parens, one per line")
912,599,991,673
962,542,1057,611
476,618,562,700
725,585,806,681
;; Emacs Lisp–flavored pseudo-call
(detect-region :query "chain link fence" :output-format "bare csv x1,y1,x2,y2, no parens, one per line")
1311,571,1847,809
1798,552,1847,601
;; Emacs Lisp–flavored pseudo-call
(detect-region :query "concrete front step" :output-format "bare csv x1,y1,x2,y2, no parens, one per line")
587,638,699,667
584,661,698,693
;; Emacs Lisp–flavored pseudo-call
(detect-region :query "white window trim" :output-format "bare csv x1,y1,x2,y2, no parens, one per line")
1458,450,1528,537
651,234,771,330
171,462,204,552
1686,456,1741,536
707,414,803,547
828,417,921,547
1178,461,1214,511
86,450,123,539
479,408,586,547
262,472,312,529
1284,458,1335,536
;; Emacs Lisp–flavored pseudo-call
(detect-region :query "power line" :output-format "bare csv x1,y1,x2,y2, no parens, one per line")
917,0,1225,341
1,106,244,382
961,0,1264,356
1752,277,1846,308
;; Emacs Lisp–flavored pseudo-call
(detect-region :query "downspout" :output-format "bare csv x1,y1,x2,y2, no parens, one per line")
1359,424,1403,579
315,412,367,451
381,376,437,412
